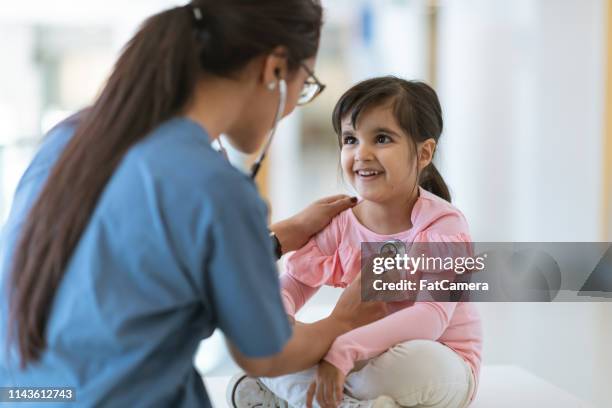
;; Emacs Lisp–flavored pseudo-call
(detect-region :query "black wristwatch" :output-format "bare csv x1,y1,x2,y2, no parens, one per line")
269,231,283,260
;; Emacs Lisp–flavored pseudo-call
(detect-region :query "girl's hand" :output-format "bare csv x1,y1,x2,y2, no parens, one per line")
270,195,357,254
306,361,346,408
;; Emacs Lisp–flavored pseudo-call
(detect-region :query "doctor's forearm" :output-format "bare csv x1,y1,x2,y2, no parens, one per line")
264,316,352,376
230,315,350,378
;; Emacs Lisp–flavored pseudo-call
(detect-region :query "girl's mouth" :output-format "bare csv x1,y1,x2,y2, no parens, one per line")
355,169,384,180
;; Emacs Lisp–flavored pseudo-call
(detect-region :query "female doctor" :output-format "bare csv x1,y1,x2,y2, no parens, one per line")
0,1,386,406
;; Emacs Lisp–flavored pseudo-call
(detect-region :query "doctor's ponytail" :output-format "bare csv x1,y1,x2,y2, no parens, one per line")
9,0,322,367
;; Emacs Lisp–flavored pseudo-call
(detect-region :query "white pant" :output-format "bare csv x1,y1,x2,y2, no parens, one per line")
260,340,475,408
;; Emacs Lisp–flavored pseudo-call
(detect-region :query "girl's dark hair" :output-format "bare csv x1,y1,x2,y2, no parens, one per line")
9,0,322,368
332,76,451,202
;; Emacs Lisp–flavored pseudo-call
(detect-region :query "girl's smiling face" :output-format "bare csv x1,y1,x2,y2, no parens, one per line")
340,102,418,203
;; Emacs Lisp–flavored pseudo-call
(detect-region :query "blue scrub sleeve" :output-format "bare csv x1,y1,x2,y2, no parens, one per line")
205,178,292,357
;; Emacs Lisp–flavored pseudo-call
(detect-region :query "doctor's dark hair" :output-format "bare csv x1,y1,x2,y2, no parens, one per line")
332,76,451,202
8,0,323,367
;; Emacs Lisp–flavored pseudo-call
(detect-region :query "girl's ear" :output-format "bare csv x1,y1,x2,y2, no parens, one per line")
418,138,437,170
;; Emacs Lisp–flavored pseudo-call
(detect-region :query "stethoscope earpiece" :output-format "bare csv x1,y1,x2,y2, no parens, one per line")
266,68,282,91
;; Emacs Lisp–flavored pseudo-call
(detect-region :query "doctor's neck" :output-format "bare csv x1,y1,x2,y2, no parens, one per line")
183,73,253,141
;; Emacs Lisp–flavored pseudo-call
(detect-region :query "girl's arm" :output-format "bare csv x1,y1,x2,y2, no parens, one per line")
280,212,346,317
323,301,458,375
280,273,318,317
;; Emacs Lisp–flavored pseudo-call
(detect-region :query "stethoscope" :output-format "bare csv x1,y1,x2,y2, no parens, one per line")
380,239,407,257
216,76,288,180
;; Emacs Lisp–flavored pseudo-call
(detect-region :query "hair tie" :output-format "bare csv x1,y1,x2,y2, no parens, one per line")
192,6,203,22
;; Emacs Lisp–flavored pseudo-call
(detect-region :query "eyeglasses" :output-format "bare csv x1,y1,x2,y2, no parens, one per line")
297,63,326,106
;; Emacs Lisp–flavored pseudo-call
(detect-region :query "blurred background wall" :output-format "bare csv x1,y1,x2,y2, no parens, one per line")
0,0,610,406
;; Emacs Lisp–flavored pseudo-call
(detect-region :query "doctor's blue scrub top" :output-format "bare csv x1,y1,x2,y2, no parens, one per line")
0,117,292,407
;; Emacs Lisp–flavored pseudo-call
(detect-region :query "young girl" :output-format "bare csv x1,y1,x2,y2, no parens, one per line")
229,77,482,408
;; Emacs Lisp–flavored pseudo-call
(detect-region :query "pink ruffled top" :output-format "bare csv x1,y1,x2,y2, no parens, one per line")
280,187,483,400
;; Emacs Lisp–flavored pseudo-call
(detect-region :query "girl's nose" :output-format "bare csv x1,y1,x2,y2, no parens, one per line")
355,143,374,161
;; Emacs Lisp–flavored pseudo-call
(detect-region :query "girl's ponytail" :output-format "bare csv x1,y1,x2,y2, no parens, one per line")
419,162,451,202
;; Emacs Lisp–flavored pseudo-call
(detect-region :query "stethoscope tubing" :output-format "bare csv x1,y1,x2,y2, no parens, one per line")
250,79,288,179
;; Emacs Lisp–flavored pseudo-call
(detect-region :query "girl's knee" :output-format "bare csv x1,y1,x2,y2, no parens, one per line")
388,340,456,371
346,340,471,403
386,341,473,407
375,340,469,389
393,339,442,355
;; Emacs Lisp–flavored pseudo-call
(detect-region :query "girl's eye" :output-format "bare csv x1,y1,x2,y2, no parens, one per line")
343,136,357,145
376,134,392,144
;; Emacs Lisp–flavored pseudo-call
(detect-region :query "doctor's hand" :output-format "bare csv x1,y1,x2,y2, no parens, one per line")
331,273,388,331
306,361,346,408
270,194,357,254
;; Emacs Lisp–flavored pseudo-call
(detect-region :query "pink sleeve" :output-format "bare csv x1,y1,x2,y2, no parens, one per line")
283,213,346,288
324,227,472,374
280,273,318,317
280,213,346,316
324,301,458,374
